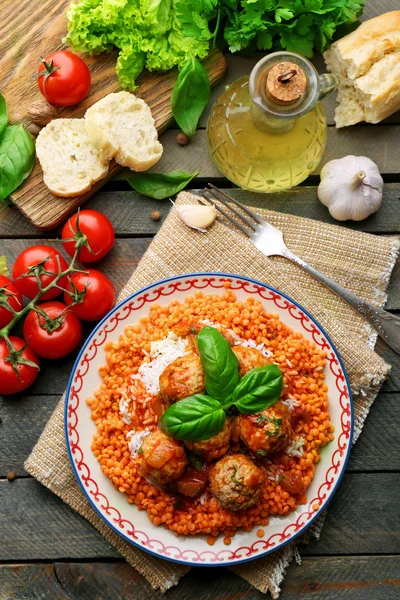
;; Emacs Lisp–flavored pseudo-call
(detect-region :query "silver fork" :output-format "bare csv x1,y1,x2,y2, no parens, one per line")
202,184,400,356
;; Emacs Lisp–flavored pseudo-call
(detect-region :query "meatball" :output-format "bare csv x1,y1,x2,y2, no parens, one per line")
234,401,293,456
184,418,232,462
232,346,270,378
209,454,265,511
139,427,187,485
159,353,205,404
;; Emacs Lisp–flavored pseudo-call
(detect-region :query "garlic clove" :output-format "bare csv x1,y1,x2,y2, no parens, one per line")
176,204,217,232
318,155,383,221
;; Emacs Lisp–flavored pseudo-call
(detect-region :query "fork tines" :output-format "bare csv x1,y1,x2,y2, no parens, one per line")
201,184,263,238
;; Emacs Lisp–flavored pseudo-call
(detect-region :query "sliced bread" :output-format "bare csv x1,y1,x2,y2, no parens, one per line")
36,119,110,197
85,91,163,171
324,11,400,128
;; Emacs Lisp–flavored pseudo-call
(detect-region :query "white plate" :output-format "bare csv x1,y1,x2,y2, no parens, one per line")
65,273,353,566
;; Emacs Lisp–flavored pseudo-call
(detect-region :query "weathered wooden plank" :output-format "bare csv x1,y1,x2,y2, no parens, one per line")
1,391,398,476
1,392,399,476
2,183,400,238
116,128,400,179
346,392,400,471
0,474,398,559
302,474,400,556
0,479,120,559
1,556,400,600
380,345,400,392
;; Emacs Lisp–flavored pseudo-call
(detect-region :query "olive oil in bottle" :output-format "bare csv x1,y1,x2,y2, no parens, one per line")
207,52,337,193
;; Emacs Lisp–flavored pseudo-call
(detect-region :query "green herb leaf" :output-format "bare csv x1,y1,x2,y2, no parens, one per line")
0,256,8,276
0,125,35,202
187,452,205,471
231,364,283,414
159,394,225,441
171,57,210,137
126,170,198,200
197,326,239,404
0,94,7,140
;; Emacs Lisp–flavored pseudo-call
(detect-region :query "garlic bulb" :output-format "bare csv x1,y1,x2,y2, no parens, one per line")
318,156,383,221
176,204,217,232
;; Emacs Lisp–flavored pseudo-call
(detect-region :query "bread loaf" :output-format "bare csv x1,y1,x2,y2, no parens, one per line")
85,92,163,171
324,11,400,128
36,119,110,197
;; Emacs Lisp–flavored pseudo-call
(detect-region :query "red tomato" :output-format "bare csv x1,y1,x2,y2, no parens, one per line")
0,336,39,394
281,471,306,496
23,301,82,360
64,269,116,321
37,51,91,107
171,467,208,498
62,210,115,263
12,245,69,301
0,275,23,329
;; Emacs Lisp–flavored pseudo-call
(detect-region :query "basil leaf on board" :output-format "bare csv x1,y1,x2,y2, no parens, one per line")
159,394,226,441
171,57,210,137
231,364,283,414
0,256,8,276
0,94,7,140
126,170,198,199
0,125,35,202
197,326,239,404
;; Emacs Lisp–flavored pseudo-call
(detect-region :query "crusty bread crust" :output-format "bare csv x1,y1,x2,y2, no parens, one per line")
324,11,400,127
36,119,110,197
85,92,163,171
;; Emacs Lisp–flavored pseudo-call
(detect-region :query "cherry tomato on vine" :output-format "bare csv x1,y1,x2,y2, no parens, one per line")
37,50,91,107
62,209,115,263
64,269,116,321
12,245,69,301
0,275,23,329
23,301,83,360
0,336,40,395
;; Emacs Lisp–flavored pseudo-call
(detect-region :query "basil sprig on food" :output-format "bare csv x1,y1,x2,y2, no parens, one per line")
159,395,226,441
197,326,239,404
230,365,283,414
159,326,283,441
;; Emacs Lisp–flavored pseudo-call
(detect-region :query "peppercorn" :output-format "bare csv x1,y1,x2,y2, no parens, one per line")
151,209,161,221
176,132,190,146
6,471,16,482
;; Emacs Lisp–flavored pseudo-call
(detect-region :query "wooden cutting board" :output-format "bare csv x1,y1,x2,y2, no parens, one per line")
0,0,227,230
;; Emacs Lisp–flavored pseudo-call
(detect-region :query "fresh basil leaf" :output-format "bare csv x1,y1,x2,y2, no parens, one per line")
0,256,8,276
0,94,7,140
126,170,198,199
0,125,35,202
231,364,283,414
197,326,239,404
171,57,210,137
159,394,225,441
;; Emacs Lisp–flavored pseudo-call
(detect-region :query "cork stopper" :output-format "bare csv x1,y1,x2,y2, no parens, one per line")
265,61,307,106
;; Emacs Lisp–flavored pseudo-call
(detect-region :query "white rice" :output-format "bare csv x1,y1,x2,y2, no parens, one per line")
126,428,151,458
281,395,300,412
285,436,305,458
136,332,190,396
237,337,273,358
119,395,132,425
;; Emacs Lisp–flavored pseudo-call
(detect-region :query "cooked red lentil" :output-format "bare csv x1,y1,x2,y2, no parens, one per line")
87,286,334,540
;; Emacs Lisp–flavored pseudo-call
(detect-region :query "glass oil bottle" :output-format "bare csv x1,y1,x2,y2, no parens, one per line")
207,52,337,193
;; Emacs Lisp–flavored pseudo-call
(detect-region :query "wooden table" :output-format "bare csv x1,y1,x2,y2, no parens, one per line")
1,2,400,598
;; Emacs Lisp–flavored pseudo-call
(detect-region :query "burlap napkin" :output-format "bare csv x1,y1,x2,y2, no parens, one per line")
25,192,399,597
